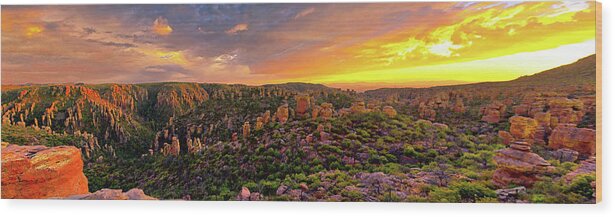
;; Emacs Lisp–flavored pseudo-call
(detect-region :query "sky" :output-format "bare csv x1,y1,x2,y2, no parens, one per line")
1,1,597,91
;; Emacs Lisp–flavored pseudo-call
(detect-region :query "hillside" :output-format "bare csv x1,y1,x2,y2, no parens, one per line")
1,55,597,203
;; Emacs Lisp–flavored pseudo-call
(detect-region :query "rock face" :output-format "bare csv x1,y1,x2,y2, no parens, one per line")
67,188,156,200
382,106,397,118
548,124,596,155
493,141,553,187
1,145,89,199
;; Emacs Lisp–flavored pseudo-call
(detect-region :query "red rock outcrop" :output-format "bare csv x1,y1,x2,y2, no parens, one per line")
548,124,596,155
493,141,553,187
1,145,89,199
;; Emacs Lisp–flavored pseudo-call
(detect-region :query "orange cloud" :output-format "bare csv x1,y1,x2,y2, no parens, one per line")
153,16,173,36
226,23,248,35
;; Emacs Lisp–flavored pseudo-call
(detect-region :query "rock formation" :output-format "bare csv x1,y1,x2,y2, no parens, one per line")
319,103,334,120
493,141,553,187
236,186,261,201
275,104,289,124
350,100,366,113
2,145,89,199
295,94,311,117
242,121,251,139
480,102,506,123
563,157,596,183
508,116,538,144
548,124,596,155
67,188,156,200
382,106,397,118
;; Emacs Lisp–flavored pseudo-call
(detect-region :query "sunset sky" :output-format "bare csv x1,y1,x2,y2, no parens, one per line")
1,1,597,91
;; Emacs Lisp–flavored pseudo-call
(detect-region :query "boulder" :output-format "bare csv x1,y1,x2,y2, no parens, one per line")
236,186,251,201
498,130,514,145
550,148,579,163
67,188,156,200
382,106,397,117
563,157,596,183
548,124,596,155
493,141,553,187
480,102,506,123
1,145,89,199
509,116,538,143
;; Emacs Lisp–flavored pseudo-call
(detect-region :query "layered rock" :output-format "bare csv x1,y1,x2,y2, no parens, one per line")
493,141,553,187
2,145,89,199
548,124,596,155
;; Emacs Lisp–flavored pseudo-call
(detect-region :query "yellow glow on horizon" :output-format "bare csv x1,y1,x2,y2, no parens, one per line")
307,40,595,86
25,26,43,37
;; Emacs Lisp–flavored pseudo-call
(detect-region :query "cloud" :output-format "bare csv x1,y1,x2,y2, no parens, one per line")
225,23,248,35
152,16,173,36
294,7,315,19
86,39,136,48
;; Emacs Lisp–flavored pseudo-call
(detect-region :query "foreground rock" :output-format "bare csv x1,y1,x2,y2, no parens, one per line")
236,187,262,201
548,124,596,155
493,141,553,187
66,188,156,200
1,145,89,199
